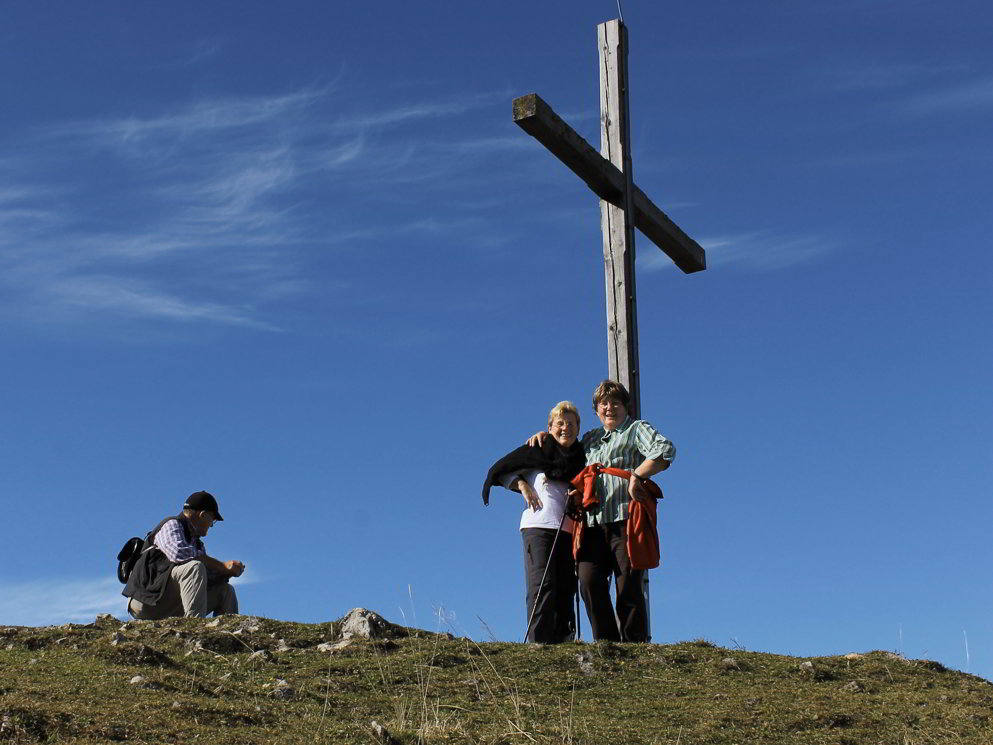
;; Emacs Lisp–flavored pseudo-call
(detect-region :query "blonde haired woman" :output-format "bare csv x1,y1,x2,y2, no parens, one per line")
482,401,587,643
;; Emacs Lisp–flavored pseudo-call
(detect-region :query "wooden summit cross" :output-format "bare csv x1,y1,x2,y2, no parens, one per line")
512,18,707,640
513,18,706,420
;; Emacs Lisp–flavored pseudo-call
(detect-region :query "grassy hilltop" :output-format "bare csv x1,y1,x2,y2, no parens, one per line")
1,610,990,744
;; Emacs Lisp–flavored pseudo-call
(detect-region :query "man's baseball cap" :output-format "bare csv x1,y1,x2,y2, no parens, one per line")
184,490,224,521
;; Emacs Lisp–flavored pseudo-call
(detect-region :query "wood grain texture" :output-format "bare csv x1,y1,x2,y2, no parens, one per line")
598,18,641,419
513,93,705,274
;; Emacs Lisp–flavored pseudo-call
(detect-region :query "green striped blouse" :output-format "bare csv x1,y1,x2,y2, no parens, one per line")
581,416,676,525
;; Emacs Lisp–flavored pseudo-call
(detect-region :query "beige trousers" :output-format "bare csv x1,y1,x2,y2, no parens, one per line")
128,561,238,619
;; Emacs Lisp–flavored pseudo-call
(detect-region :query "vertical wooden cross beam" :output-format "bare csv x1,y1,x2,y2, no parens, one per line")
513,20,705,417
598,20,642,417
512,17,707,642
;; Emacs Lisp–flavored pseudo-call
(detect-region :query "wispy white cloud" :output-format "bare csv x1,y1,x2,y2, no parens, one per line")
0,83,535,333
808,149,916,169
702,231,838,271
229,566,265,587
638,230,838,273
159,38,224,69
319,136,366,167
55,89,326,146
819,62,993,118
826,62,969,93
447,136,536,154
0,577,125,627
0,570,265,627
2,92,335,330
330,90,508,132
903,75,993,114
556,108,599,124
51,277,280,330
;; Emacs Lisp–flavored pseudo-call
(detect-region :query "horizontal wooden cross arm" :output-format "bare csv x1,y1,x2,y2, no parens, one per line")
513,93,622,203
631,186,706,273
513,93,706,273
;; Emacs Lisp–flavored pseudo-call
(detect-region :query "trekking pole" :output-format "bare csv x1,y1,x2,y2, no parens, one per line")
523,508,568,643
574,567,581,640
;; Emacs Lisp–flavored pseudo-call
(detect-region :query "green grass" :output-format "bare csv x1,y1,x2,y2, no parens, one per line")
1,614,990,744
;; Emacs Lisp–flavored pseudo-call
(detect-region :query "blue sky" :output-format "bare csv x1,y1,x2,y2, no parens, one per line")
1,1,990,680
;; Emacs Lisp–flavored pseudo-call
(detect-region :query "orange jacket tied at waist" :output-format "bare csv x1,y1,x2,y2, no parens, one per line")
569,464,664,571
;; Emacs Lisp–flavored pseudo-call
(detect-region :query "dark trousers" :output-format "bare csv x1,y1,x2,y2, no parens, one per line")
577,520,648,642
521,527,576,643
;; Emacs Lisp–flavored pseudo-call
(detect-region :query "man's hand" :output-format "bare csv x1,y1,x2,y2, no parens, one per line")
224,560,245,578
526,431,549,448
518,480,543,512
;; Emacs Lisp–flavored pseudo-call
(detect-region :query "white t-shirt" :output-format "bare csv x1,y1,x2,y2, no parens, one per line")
500,468,575,533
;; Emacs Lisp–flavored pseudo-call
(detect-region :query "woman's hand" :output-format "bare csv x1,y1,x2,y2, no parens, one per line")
565,488,578,509
526,431,548,448
628,475,652,505
564,488,580,516
517,479,543,512
627,458,667,504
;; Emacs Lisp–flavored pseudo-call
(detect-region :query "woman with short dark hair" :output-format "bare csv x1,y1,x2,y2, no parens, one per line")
529,380,676,642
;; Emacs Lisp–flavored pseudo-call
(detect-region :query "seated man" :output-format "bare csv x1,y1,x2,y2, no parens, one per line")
123,491,245,619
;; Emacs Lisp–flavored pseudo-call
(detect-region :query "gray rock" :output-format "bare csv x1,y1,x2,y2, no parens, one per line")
128,675,159,690
110,632,126,646
576,651,595,676
317,639,353,653
341,608,389,640
236,616,263,634
248,649,275,663
371,720,398,744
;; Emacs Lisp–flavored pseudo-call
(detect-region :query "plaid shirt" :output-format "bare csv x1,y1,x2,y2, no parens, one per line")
154,518,205,563
581,416,675,525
